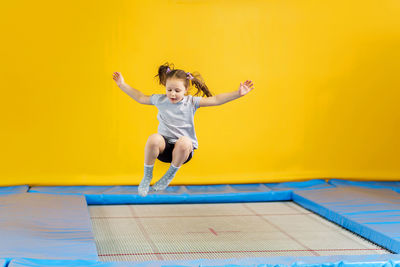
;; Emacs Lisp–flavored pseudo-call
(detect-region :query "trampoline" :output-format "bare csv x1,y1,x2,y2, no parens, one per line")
90,202,389,262
1,180,400,267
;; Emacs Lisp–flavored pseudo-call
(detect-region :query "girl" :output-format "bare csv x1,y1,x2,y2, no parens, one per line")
113,63,254,197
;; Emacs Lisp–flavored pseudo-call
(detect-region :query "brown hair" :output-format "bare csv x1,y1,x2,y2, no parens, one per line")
154,62,213,97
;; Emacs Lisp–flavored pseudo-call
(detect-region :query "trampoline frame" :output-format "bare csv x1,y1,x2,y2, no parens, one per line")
1,180,400,267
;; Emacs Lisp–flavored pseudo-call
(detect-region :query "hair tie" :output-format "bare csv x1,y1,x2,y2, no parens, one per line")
166,67,171,74
186,72,194,80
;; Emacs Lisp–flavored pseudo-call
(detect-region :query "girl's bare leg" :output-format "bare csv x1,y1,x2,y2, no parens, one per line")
144,133,166,165
138,134,166,197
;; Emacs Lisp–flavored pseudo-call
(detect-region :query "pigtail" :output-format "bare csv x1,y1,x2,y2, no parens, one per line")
154,62,175,86
189,72,213,97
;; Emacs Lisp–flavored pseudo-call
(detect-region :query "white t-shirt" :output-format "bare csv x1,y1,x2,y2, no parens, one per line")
150,94,202,149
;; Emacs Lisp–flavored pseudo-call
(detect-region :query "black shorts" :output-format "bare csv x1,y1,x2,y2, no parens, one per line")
157,136,194,164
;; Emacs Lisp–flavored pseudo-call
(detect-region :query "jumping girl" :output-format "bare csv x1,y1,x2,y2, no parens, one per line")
113,63,254,196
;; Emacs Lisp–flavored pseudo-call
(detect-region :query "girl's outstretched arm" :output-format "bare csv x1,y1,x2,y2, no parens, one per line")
113,72,151,105
199,80,254,107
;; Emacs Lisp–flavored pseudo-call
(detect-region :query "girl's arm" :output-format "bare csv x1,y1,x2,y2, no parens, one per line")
199,80,254,107
113,72,152,105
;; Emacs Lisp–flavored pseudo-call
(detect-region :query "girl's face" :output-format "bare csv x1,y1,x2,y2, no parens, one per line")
165,78,188,103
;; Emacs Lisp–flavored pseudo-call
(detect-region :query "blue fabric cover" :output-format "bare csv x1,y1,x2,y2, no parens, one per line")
0,193,98,261
328,179,400,193
9,259,111,267
28,180,334,204
293,187,400,253
267,179,334,191
0,185,29,195
8,254,400,267
29,184,291,204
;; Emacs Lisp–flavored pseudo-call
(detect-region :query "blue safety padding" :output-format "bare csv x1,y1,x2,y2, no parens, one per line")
0,193,98,261
8,254,400,267
29,180,334,205
8,258,113,267
267,179,334,191
0,259,5,267
0,185,29,195
293,187,400,253
328,179,400,193
29,184,292,204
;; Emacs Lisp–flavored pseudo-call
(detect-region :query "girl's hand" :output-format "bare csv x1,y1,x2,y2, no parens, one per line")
112,72,125,87
238,80,255,96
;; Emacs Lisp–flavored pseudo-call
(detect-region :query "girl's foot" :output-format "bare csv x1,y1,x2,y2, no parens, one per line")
138,176,152,196
152,164,180,191
138,164,154,197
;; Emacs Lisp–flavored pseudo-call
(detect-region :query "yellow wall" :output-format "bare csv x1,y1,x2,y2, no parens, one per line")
1,0,399,186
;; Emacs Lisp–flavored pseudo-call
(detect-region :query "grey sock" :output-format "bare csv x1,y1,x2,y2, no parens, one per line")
152,164,180,191
138,164,154,197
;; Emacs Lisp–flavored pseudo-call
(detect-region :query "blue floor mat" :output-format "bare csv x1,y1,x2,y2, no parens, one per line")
293,187,400,253
0,185,29,195
0,193,98,261
328,179,400,193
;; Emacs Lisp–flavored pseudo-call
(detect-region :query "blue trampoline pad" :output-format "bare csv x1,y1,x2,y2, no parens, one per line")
28,180,335,204
293,187,400,253
8,254,400,267
328,179,400,194
0,193,98,261
267,179,334,191
8,259,113,267
29,184,289,204
0,185,29,195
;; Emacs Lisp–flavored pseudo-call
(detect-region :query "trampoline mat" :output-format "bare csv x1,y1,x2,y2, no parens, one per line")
89,202,390,262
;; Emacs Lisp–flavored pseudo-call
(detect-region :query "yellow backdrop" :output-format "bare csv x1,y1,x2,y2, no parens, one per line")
1,0,399,186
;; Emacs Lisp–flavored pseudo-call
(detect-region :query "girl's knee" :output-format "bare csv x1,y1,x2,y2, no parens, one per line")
147,134,165,148
175,137,193,152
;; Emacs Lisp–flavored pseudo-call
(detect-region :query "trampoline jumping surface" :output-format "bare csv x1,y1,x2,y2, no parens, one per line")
89,201,390,262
